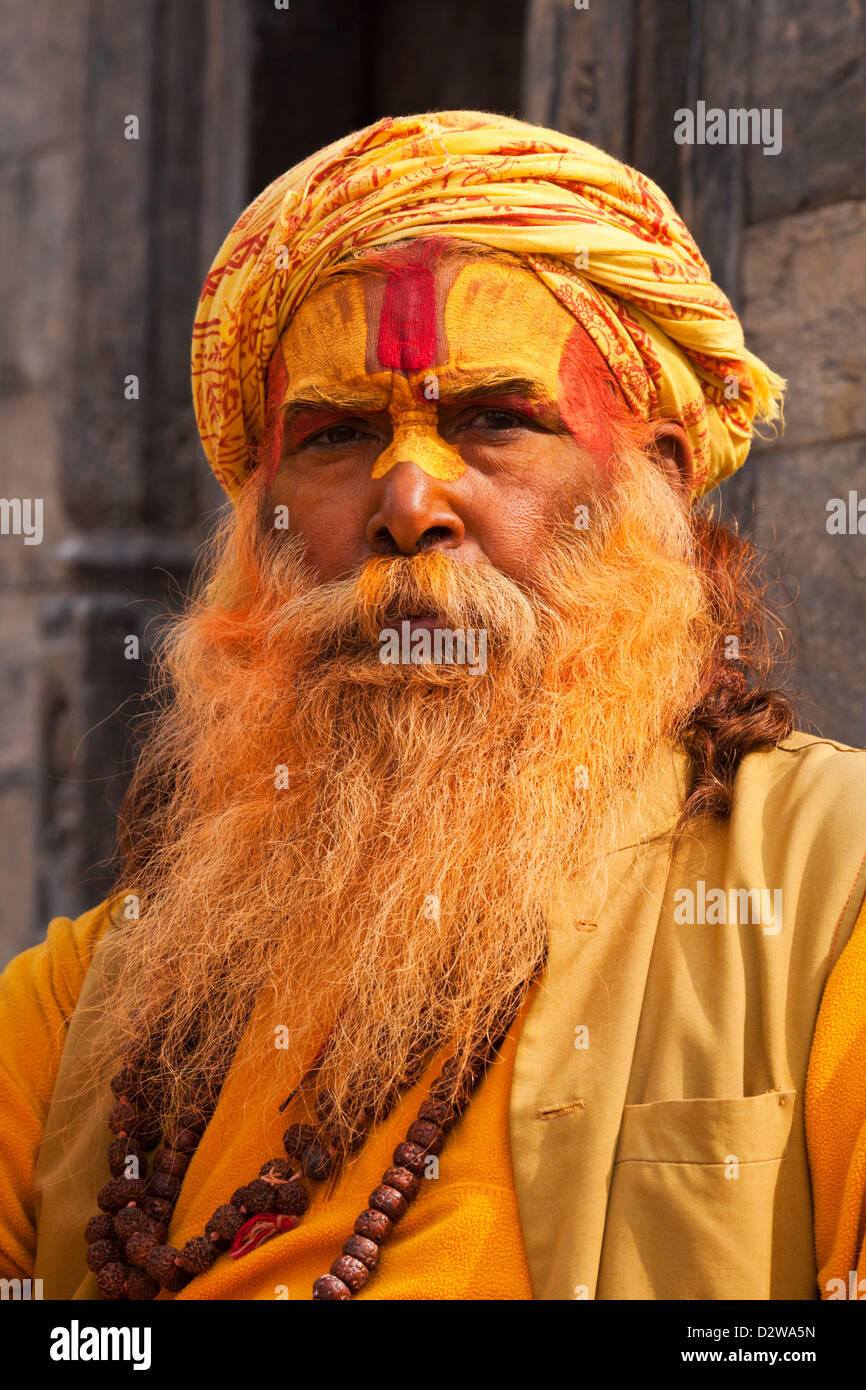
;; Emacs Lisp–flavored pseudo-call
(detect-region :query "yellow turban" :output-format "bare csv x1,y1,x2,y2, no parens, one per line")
192,110,784,500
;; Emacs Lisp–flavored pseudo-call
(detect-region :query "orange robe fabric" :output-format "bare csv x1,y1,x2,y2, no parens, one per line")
0,900,533,1300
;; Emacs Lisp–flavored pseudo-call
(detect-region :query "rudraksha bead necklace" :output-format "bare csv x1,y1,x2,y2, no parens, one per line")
84,1000,521,1301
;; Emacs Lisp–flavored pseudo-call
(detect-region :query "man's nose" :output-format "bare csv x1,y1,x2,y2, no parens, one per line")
366,459,466,555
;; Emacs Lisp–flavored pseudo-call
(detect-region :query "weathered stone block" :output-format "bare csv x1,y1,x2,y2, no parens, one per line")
0,0,86,156
0,597,40,782
522,0,635,160
677,0,750,308
35,593,160,934
0,149,79,392
0,597,40,964
748,0,866,222
751,437,866,749
742,202,866,451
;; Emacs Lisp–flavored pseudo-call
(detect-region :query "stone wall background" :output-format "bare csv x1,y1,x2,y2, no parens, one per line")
1,0,863,963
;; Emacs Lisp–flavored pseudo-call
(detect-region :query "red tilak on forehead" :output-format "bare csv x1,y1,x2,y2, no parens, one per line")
376,255,437,372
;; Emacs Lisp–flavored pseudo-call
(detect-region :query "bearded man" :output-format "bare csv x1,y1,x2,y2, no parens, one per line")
1,111,865,1303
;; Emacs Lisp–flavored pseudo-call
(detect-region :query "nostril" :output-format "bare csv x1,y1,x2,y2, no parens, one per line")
371,527,401,554
416,526,454,551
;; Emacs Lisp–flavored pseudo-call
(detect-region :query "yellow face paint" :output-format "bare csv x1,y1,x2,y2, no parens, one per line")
278,259,577,481
369,375,464,480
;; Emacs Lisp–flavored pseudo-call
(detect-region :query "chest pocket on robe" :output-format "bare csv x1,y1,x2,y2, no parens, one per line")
595,1089,797,1300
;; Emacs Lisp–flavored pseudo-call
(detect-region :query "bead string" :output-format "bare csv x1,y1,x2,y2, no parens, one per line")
84,999,522,1300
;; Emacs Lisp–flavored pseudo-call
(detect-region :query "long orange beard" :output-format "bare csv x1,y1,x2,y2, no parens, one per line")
100,449,717,1143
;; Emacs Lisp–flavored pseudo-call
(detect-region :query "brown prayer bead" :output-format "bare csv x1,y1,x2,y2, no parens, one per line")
169,1126,201,1154
175,1106,206,1135
134,1114,163,1150
119,1036,147,1068
145,1244,189,1292
369,1184,408,1222
149,1170,182,1201
125,1269,160,1300
86,1239,122,1273
401,1054,429,1087
85,1215,115,1245
429,1072,474,1107
125,1232,158,1269
406,1119,444,1154
392,1141,428,1177
301,1144,335,1182
186,1075,216,1108
343,1117,370,1155
381,1166,420,1202
97,1177,146,1213
143,1196,173,1226
417,1097,457,1130
468,1046,491,1076
110,1066,139,1100
274,1180,310,1218
343,1234,379,1270
259,1158,293,1183
109,1099,160,1147
88,1001,517,1301
96,1261,129,1300
179,1236,219,1275
282,1123,316,1158
108,1099,139,1135
231,1179,274,1214
313,1274,351,1300
375,1087,399,1121
445,1049,488,1082
153,1148,190,1178
205,1203,245,1249
354,1208,393,1244
400,1034,436,1087
114,1207,150,1240
108,1136,145,1178
330,1254,369,1293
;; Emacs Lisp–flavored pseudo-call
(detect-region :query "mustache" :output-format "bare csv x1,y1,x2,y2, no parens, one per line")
262,545,545,666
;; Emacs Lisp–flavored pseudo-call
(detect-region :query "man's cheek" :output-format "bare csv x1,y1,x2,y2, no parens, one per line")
476,516,546,584
294,508,367,577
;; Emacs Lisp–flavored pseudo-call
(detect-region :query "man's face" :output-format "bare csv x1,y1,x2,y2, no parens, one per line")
269,256,615,593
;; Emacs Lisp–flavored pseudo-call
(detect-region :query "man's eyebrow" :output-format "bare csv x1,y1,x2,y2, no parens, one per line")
279,389,389,419
435,374,555,405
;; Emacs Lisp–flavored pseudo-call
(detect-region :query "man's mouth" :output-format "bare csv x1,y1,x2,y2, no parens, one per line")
391,611,448,634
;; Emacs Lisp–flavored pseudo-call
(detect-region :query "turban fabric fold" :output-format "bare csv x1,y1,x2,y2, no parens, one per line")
192,110,784,500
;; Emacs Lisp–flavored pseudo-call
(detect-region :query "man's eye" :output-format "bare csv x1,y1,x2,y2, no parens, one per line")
304,423,368,448
469,409,527,431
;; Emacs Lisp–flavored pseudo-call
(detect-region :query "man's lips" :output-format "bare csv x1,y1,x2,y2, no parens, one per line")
389,611,449,633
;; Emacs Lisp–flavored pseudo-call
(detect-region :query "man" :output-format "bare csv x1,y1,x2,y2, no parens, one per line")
1,110,864,1302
